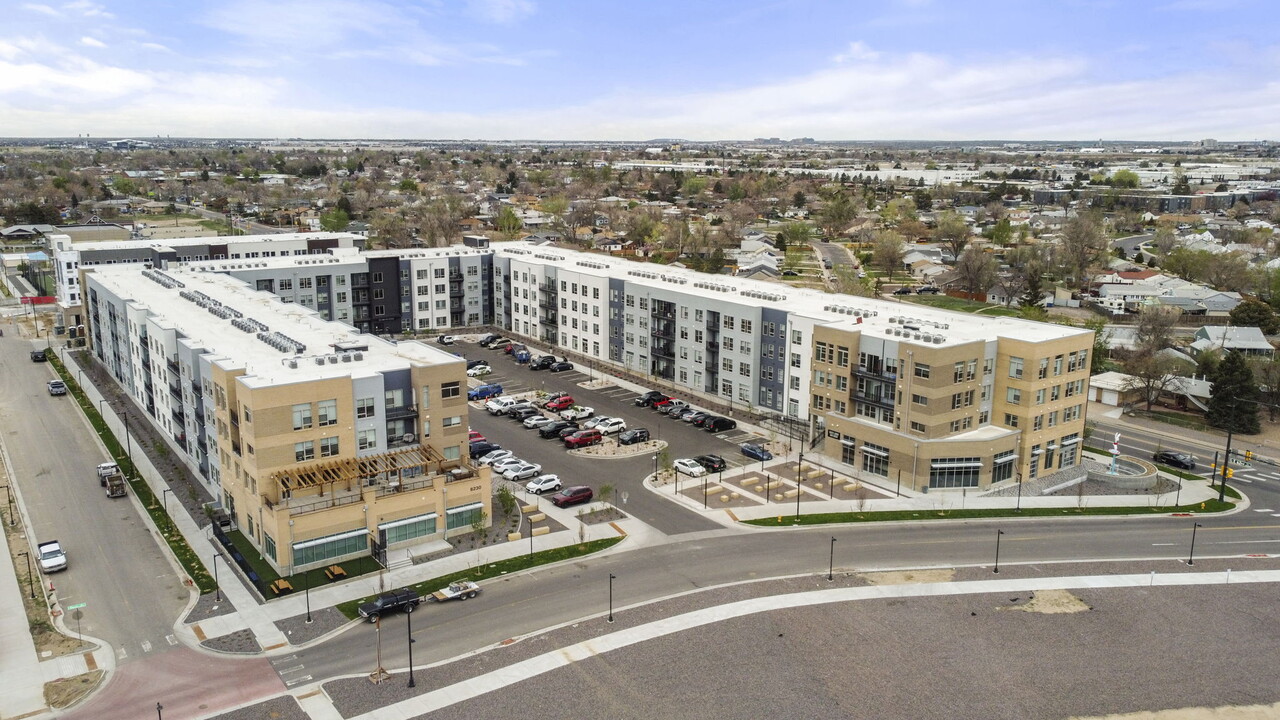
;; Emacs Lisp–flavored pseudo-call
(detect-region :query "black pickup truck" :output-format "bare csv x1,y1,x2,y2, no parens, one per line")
357,588,421,623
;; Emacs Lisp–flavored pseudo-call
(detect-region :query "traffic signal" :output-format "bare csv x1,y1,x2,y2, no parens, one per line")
1225,468,1234,479
1246,450,1254,460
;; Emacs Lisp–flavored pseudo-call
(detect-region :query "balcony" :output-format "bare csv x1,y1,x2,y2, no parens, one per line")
652,342,674,359
853,389,894,408
171,406,185,424
385,404,417,420
541,314,559,327
168,382,181,400
166,357,179,373
449,284,464,297
538,297,559,310
537,283,557,294
853,365,898,382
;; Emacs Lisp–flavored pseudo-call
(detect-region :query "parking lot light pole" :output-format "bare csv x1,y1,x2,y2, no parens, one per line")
406,604,416,688
652,454,657,483
607,573,616,623
157,702,164,720
795,453,804,520
162,488,172,514
1188,522,1202,565
18,551,34,598
213,553,221,601
994,529,1005,574
828,537,837,581
305,570,313,623
3,484,14,527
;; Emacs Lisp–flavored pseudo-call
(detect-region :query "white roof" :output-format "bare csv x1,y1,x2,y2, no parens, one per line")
88,265,462,389
67,231,362,253
491,242,1090,347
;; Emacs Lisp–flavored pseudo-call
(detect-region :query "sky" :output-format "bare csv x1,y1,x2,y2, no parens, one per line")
1,0,1277,141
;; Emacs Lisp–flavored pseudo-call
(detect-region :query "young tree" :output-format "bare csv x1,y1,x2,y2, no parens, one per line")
1122,353,1181,411
1134,305,1180,353
1249,355,1280,422
777,222,810,253
496,205,523,239
1084,316,1111,373
1207,351,1260,434
954,246,997,300
1058,213,1108,290
818,191,858,240
872,230,907,281
319,208,350,232
933,210,969,261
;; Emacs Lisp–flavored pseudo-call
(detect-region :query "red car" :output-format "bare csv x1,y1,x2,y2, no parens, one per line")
468,430,485,443
651,397,679,410
551,486,593,508
563,429,603,449
545,395,575,412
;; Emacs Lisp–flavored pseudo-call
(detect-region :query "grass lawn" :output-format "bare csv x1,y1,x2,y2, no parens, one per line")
223,529,384,594
1128,409,1212,432
902,295,1020,316
336,537,624,619
743,499,1235,527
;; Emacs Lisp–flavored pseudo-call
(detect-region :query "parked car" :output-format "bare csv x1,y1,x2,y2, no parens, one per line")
537,391,571,408
467,383,503,401
491,457,526,475
523,415,554,430
436,335,457,345
618,428,650,445
652,397,682,411
1153,451,1196,470
691,414,716,428
502,461,543,481
550,486,593,508
916,286,941,295
525,474,563,494
557,424,584,439
30,350,47,362
704,417,738,432
529,355,556,371
510,407,541,422
485,397,518,414
582,415,612,430
466,359,489,370
548,361,574,373
560,405,594,421
491,338,513,350
477,449,514,466
741,443,774,462
539,420,578,439
564,429,603,449
660,400,690,415
545,395,575,412
503,401,535,416
683,411,709,424
468,430,485,443
674,458,708,477
47,380,67,396
635,391,668,407
595,417,627,435
470,441,501,459
466,364,492,377
693,454,727,472
892,286,914,295
357,588,421,623
676,408,701,422
478,333,500,347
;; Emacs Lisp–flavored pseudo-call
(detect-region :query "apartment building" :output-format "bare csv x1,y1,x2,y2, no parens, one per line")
53,231,364,327
84,265,489,575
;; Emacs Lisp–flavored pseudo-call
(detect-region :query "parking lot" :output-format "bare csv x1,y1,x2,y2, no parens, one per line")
455,339,785,535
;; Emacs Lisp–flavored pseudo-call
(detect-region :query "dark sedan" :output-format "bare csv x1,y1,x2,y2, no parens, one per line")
539,420,578,439
549,361,575,372
1153,451,1196,470
693,454,727,472
741,443,773,462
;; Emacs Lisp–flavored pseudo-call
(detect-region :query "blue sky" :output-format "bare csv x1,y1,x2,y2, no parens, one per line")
1,0,1277,140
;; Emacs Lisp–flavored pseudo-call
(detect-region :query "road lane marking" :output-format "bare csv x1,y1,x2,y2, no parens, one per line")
285,675,313,687
116,647,127,659
166,634,177,645
1253,509,1274,513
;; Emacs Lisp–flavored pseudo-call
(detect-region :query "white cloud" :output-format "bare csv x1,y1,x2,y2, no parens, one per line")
79,36,106,48
62,0,113,18
832,41,880,63
139,42,171,52
467,0,535,24
22,3,60,16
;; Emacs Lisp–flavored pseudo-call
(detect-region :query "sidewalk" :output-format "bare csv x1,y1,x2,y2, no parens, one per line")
1089,401,1280,461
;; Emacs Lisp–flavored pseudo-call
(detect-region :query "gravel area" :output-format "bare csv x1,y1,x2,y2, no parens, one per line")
980,459,1182,499
275,606,352,646
326,556,1280,719
201,628,262,654
203,694,307,720
182,591,238,625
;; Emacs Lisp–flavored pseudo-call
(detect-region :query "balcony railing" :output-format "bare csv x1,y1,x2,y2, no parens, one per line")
385,404,418,420
853,365,898,382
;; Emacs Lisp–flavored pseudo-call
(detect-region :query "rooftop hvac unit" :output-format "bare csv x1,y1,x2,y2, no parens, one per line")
353,352,363,361
889,316,899,324
328,355,338,364
315,357,325,366
913,333,922,340
933,336,944,344
341,354,352,362
287,359,298,369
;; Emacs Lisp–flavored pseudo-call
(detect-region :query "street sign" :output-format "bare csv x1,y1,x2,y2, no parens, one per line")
67,602,86,610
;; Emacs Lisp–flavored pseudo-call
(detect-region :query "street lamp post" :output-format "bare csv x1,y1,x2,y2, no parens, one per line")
305,570,313,623
162,488,172,514
828,536,837,581
607,573,616,623
213,552,221,602
794,451,804,520
18,551,34,599
1015,472,1024,513
406,603,416,688
1188,522,1202,566
3,484,14,527
156,702,164,720
993,529,1005,574
652,454,658,484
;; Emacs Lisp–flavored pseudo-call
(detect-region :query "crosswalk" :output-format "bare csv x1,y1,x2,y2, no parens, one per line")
272,653,313,687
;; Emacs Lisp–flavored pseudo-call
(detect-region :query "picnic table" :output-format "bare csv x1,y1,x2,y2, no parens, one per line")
270,578,294,595
325,564,347,581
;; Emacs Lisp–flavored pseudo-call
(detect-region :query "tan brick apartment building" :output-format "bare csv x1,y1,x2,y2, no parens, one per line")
84,265,489,575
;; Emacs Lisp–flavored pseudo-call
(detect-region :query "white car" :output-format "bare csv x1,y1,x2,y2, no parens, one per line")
596,417,627,435
467,364,491,377
437,335,457,345
485,397,518,415
503,461,543,481
582,415,611,430
525,474,563,494
523,415,553,429
491,457,526,475
674,458,708,477
559,405,594,421
477,449,514,466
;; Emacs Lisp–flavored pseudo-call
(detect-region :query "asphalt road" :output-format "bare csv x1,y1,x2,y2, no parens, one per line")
0,331,189,663
292,512,1280,684
460,342,780,536
1112,232,1153,257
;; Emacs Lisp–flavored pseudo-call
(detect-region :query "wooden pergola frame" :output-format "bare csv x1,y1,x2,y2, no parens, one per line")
270,444,449,496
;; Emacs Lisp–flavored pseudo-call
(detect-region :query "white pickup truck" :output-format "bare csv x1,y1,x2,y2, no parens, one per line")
38,540,67,573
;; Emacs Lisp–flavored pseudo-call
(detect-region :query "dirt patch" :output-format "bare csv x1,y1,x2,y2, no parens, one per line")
1008,589,1091,615
1068,701,1280,719
45,669,104,708
859,569,956,585
569,438,666,459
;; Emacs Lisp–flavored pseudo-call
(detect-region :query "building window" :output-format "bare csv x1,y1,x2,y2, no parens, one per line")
380,513,438,545
446,503,483,531
358,429,377,450
294,441,315,463
910,421,926,433
1009,357,1024,379
443,415,461,428
914,362,930,379
912,393,928,406
1006,388,1021,404
318,399,337,426
862,443,889,477
292,528,366,566
356,397,375,418
441,382,461,399
320,436,339,457
292,403,313,430
930,458,981,488
1004,413,1019,428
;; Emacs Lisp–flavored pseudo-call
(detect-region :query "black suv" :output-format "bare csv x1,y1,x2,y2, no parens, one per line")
478,333,500,347
357,588,421,623
539,420,578,439
529,355,556,371
694,454,727,472
635,391,668,407
703,417,738,432
470,441,501,459
1153,451,1196,470
30,350,47,362
618,428,650,445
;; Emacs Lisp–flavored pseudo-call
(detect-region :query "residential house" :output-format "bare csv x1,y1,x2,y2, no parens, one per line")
1189,326,1274,356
